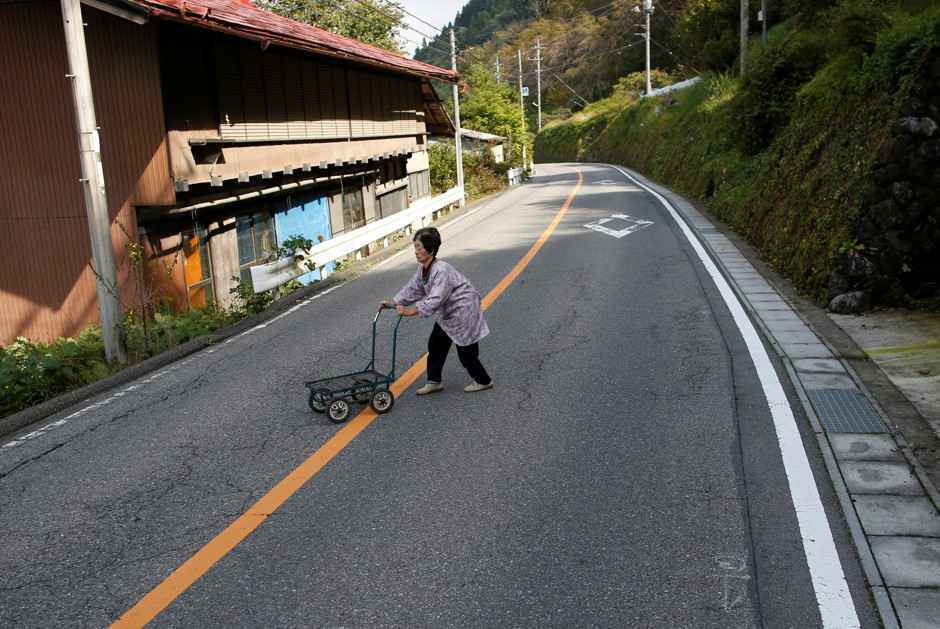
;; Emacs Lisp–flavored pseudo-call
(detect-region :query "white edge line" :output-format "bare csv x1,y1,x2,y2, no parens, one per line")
610,164,861,629
0,282,354,451
0,193,499,451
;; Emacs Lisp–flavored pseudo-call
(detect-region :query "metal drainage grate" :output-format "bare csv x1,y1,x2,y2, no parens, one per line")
807,389,887,433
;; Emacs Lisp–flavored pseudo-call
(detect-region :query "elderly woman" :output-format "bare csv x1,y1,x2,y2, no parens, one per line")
385,227,493,394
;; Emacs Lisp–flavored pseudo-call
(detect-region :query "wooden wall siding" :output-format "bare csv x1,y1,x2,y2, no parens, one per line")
85,10,172,209
209,40,418,143
215,42,355,142
0,2,164,343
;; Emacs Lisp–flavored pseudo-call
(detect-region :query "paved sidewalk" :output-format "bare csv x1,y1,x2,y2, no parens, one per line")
621,166,940,629
832,312,940,441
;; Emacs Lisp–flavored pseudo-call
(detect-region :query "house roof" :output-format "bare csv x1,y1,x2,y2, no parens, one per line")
460,129,505,142
420,80,456,136
118,0,458,83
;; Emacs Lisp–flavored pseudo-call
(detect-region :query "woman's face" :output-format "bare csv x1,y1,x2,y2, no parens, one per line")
413,240,433,266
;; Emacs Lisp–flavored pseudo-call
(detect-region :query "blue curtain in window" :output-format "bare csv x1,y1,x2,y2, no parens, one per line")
275,192,334,285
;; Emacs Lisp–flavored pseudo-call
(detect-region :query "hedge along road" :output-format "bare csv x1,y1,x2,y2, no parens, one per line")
0,164,878,627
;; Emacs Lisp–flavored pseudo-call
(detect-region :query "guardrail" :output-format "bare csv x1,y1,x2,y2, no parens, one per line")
251,186,465,293
507,167,524,186
640,76,702,99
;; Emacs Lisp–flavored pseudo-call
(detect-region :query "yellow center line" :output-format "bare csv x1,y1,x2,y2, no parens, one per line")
111,170,583,628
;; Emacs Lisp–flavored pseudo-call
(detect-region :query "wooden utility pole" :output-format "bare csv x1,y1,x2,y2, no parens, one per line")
740,0,749,76
61,0,125,363
517,48,524,115
535,39,542,132
450,28,465,205
644,0,653,96
761,0,768,45
518,48,527,169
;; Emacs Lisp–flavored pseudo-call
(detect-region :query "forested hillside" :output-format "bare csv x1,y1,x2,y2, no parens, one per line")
535,1,940,309
416,1,820,127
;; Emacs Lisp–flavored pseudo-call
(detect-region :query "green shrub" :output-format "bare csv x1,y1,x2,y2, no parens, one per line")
429,142,457,193
613,70,674,97
730,30,828,154
228,277,275,318
0,330,112,417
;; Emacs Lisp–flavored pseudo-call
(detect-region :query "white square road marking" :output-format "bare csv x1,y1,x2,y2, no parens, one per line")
584,214,655,239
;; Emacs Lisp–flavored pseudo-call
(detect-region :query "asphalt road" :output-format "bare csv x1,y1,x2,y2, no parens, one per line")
0,163,880,627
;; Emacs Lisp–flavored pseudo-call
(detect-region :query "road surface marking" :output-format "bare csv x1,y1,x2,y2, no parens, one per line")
110,170,584,628
584,213,654,239
610,165,860,629
0,284,347,454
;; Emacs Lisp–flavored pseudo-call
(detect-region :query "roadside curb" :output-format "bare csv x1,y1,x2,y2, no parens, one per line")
0,187,510,442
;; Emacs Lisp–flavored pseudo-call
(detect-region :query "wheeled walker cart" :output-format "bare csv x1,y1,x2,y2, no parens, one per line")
305,304,404,423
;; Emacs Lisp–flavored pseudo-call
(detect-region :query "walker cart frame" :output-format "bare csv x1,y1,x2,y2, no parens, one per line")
304,304,404,423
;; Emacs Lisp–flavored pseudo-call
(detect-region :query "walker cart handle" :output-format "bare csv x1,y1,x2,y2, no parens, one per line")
370,303,404,377
374,302,394,323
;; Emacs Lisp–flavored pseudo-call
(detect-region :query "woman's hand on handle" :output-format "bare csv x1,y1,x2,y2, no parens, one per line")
395,304,419,317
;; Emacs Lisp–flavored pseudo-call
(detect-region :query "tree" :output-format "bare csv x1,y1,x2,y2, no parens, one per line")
459,64,529,165
256,0,405,52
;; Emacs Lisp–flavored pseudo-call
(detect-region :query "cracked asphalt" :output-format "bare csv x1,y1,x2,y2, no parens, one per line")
0,164,880,627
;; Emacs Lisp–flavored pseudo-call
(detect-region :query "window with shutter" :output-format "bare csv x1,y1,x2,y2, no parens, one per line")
215,42,246,141
240,46,269,141
263,52,289,140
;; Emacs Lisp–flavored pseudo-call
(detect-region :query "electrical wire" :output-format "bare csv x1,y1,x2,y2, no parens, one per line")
343,0,442,42
505,39,645,81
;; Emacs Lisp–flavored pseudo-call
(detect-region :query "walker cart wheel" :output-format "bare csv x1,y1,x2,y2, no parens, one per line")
327,399,351,423
309,388,331,413
371,389,395,414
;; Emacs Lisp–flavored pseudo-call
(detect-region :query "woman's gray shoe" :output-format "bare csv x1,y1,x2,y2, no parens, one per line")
463,381,493,393
416,382,444,395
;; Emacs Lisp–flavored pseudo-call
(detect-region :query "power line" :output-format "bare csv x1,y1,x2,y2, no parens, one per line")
649,38,706,75
398,32,451,57
345,0,441,42
398,5,444,34
505,39,644,80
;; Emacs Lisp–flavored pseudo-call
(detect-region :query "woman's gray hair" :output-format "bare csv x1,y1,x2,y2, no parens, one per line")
413,226,441,257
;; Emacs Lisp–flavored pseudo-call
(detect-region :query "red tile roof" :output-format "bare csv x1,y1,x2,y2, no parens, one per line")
123,0,457,82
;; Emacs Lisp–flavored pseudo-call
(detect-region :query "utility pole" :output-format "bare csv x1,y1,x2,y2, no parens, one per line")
450,29,465,205
740,0,749,76
61,0,125,363
761,0,768,45
644,0,654,96
535,38,542,132
517,48,524,115
518,48,527,170
495,56,500,83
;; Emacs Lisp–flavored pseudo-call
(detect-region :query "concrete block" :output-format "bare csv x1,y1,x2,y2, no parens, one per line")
766,320,811,333
854,495,940,536
793,358,846,374
841,461,924,495
760,311,803,322
780,343,835,359
871,537,940,587
830,434,903,462
890,587,940,629
746,294,784,303
755,299,795,311
773,330,821,345
799,372,858,390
